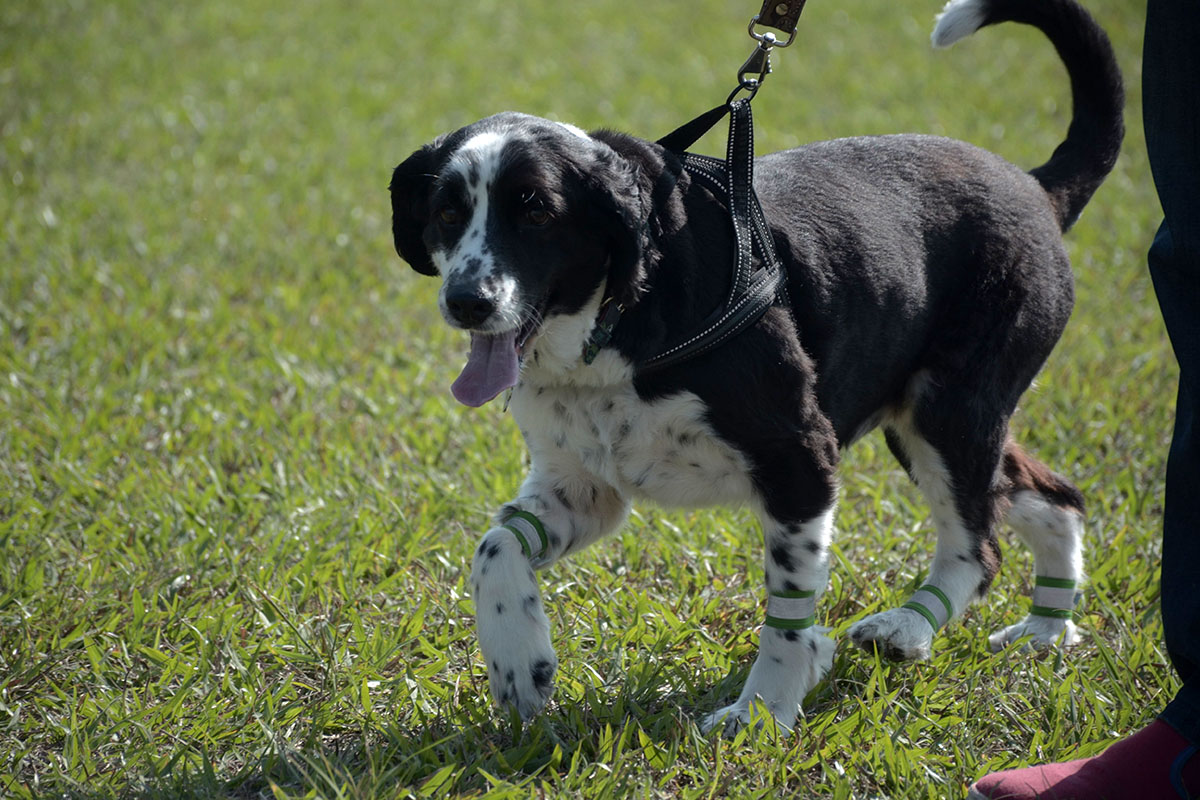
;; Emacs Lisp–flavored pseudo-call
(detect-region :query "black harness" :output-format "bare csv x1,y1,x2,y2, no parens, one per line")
582,98,790,375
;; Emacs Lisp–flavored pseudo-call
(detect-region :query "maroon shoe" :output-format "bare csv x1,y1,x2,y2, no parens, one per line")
967,720,1200,800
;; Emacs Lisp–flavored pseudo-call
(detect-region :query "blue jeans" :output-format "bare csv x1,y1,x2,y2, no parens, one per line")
1144,0,1200,746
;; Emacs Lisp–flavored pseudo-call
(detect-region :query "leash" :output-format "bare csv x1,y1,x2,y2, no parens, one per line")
583,1,807,374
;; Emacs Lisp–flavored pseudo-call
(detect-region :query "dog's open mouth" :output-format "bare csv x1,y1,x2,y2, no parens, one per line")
450,317,539,408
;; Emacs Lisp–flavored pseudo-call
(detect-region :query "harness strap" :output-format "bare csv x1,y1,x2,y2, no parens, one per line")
635,99,789,375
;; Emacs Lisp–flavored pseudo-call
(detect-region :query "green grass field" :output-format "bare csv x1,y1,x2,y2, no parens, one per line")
0,0,1174,797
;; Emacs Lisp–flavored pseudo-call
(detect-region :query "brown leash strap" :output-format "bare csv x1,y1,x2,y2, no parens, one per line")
753,0,806,44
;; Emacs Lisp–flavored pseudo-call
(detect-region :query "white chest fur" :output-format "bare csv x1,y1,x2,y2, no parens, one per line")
508,378,755,509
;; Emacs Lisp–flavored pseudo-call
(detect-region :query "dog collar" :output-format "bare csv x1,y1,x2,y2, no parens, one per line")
581,99,789,373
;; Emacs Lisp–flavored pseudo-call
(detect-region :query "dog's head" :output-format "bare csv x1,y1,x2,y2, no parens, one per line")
390,112,651,405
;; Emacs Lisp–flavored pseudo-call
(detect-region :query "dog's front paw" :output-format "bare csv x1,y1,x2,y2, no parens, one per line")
988,615,1079,653
700,700,785,737
701,627,834,737
849,608,934,661
472,528,558,720
477,594,558,719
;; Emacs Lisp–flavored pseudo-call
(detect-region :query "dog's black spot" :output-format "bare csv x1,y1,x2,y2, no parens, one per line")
689,461,702,470
771,656,783,665
492,660,499,672
589,422,600,437
476,541,487,556
530,659,554,689
496,603,504,614
809,639,818,654
552,400,567,417
590,485,598,505
467,163,480,186
783,630,799,642
464,256,483,275
537,387,545,395
548,532,561,550
804,540,821,555
500,689,513,703
480,565,489,576
506,670,514,684
553,486,573,511
485,542,502,559
957,554,970,562
770,543,795,572
603,400,614,412
523,595,539,615
783,580,800,592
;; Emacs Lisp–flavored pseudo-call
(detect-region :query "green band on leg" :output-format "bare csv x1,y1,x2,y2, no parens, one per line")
1030,606,1074,619
902,600,941,631
903,584,954,631
501,510,549,559
763,589,817,631
1031,575,1079,620
764,615,816,630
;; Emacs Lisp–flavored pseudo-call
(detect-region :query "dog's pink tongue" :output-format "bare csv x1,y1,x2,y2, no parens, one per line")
451,332,520,407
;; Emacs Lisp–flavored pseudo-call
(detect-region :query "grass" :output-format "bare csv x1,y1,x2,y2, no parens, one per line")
0,0,1176,797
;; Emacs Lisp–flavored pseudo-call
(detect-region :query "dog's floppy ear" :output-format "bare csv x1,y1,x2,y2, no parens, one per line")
389,137,447,276
580,137,653,308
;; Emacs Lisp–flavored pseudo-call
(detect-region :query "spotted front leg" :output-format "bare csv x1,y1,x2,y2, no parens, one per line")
702,504,837,735
471,465,629,720
471,527,557,720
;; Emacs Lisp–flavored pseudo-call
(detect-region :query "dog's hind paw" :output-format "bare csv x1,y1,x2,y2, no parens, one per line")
848,608,934,661
988,615,1079,653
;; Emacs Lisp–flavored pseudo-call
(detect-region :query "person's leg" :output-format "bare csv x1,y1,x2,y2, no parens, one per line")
968,0,1200,797
1145,0,1200,744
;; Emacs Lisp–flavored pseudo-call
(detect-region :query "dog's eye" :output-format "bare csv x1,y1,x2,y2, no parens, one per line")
438,206,461,226
525,206,551,226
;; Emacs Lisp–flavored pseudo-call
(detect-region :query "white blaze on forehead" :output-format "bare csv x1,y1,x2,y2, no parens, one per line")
440,130,512,281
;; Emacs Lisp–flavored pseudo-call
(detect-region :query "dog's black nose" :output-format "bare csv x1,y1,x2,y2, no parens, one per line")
445,288,496,328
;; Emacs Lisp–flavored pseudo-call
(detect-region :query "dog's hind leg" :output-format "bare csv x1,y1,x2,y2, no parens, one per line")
701,440,839,735
987,440,1086,651
849,384,1007,661
471,462,630,720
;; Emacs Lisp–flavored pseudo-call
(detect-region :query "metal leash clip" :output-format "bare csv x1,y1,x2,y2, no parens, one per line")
748,13,798,49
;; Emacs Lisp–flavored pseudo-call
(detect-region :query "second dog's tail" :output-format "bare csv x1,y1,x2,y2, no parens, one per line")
932,0,1124,231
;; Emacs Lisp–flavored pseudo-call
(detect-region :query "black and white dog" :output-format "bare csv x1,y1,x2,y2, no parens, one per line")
390,0,1123,732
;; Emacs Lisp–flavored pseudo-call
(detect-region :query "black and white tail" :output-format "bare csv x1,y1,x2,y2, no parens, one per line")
932,0,1125,231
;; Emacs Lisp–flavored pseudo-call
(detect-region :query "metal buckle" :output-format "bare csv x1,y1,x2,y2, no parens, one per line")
748,14,798,48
